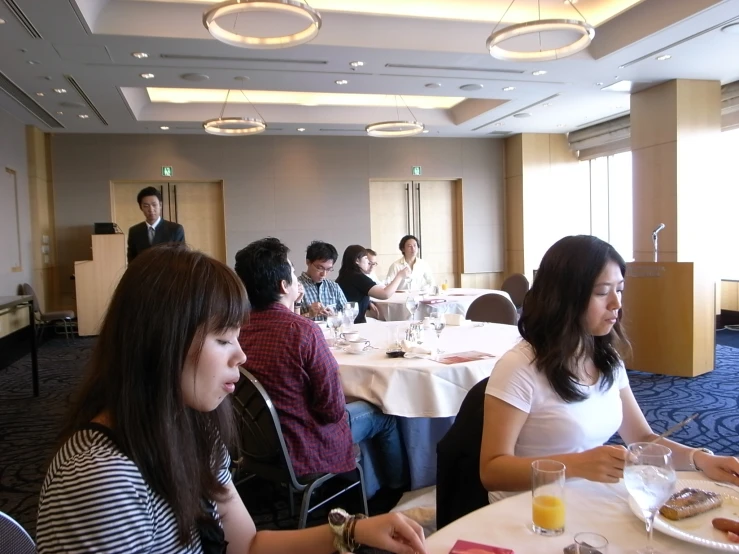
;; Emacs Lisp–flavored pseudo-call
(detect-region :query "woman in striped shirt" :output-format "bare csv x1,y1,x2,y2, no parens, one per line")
36,244,426,554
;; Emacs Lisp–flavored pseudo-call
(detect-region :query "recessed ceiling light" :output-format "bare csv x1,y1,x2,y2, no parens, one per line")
422,129,429,133
132,52,149,59
502,86,515,92
618,64,626,69
53,88,67,94
56,111,63,115
36,92,44,97
493,123,504,126
140,73,155,79
596,82,604,86
656,54,671,61
297,127,306,132
542,103,552,107
460,84,483,91
27,60,40,65
513,112,532,118
78,114,89,119
721,23,739,34
0,18,5,24
349,61,364,69
234,76,250,82
181,73,210,82
335,79,348,85
160,126,170,130
532,70,547,76
425,83,442,89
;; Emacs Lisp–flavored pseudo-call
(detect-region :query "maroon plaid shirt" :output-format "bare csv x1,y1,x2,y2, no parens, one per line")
238,303,355,476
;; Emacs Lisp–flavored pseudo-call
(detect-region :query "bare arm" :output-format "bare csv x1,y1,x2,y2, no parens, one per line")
479,395,628,491
218,481,428,554
369,268,410,300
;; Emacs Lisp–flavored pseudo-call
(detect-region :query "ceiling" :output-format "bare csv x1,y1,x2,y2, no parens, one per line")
0,0,738,137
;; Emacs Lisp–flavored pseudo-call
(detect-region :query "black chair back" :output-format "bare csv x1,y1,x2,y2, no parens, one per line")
21,283,40,314
436,377,490,529
500,273,530,310
466,293,517,325
0,511,36,554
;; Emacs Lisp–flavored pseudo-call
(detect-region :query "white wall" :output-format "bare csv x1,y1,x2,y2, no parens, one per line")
0,110,31,296
51,134,505,299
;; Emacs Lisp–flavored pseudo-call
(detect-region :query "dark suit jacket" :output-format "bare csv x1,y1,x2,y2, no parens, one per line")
127,219,185,263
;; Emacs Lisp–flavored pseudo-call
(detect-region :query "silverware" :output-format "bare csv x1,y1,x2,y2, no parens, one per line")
649,413,698,443
713,482,739,494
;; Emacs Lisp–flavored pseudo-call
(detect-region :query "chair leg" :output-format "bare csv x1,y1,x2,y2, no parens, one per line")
298,481,323,529
288,484,296,517
355,464,369,516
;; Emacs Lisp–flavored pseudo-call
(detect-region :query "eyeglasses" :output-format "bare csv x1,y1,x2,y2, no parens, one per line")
368,261,378,267
312,263,334,274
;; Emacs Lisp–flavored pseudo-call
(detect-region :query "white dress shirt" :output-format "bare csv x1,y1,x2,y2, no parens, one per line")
386,256,435,290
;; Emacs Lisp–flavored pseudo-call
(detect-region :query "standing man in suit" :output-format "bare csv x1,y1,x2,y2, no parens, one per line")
127,186,185,263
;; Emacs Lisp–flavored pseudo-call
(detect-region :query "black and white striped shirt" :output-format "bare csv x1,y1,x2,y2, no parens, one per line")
36,425,231,553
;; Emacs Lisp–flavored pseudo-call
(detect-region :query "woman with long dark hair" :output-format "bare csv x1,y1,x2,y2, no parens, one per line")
336,245,410,323
480,235,739,501
36,245,426,554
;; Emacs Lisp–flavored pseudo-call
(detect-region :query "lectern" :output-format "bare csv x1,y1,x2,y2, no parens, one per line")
622,262,715,377
74,234,126,336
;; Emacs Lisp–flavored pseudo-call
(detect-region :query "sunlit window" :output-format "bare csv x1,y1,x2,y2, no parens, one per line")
719,128,739,280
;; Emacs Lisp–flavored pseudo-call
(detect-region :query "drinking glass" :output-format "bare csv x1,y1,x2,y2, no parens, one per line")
574,532,608,553
531,460,566,536
429,308,446,354
623,443,676,554
327,312,343,344
405,295,419,321
345,301,358,321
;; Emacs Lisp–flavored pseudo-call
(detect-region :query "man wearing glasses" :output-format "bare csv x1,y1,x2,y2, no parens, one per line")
298,241,347,320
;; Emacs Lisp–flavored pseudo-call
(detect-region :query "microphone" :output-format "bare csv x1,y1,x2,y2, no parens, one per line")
652,223,665,236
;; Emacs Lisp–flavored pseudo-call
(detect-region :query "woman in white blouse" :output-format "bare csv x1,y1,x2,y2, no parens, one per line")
385,234,435,291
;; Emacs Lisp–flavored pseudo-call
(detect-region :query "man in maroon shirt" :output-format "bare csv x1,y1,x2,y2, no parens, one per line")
235,238,407,494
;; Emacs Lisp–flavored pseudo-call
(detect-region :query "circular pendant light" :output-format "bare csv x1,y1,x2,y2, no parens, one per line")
203,116,266,135
365,121,425,138
486,18,594,62
203,0,322,49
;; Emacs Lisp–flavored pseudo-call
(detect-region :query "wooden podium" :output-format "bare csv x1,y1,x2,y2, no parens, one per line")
74,234,127,336
622,262,715,377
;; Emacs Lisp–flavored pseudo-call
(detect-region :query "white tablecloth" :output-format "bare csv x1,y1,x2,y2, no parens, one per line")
333,319,521,418
373,288,512,322
427,472,720,554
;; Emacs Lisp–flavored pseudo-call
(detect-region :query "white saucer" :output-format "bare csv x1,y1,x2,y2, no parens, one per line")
343,348,369,355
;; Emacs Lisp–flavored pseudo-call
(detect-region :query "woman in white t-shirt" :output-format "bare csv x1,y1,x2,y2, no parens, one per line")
36,245,427,554
480,235,739,501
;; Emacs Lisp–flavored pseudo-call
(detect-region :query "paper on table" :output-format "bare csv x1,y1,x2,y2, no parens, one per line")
449,539,514,554
437,351,496,365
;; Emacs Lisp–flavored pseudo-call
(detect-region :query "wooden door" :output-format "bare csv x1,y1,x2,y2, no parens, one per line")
417,180,456,287
173,182,226,263
369,181,412,282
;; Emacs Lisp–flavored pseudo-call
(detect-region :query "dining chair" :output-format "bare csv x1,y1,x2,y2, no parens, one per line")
231,368,368,528
466,293,518,325
22,283,76,344
0,511,36,554
500,273,530,312
436,377,490,529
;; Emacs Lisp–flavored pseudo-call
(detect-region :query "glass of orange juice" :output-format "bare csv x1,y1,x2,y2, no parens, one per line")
531,460,566,536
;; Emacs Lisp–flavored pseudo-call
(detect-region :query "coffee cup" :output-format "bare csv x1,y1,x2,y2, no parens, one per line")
346,339,369,353
341,331,359,341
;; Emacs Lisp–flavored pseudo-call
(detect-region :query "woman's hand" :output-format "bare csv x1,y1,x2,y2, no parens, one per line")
353,513,427,554
569,445,628,483
696,453,739,485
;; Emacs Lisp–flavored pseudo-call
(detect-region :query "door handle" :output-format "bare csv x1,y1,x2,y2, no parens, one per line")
405,183,412,235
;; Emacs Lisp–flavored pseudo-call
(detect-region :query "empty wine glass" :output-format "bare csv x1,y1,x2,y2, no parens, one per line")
327,312,343,344
623,443,676,554
405,295,419,321
345,301,358,321
429,308,446,354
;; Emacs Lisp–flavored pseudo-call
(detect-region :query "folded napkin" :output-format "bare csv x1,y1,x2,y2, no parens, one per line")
401,340,434,356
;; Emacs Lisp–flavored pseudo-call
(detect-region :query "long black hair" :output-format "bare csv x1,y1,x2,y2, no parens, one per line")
59,244,248,545
337,244,369,281
518,235,630,402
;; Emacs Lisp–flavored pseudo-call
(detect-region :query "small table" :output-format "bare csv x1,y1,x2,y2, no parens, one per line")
373,288,512,322
0,295,39,396
427,472,719,554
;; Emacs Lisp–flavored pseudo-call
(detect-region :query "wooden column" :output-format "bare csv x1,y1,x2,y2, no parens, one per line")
626,80,721,376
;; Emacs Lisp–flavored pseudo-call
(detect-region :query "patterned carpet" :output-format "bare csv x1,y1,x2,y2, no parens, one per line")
1,336,738,539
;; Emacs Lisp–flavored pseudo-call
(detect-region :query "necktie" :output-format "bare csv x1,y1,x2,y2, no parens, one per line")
148,225,155,244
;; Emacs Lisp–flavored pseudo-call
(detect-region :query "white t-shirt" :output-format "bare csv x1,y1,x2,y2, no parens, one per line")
386,257,435,290
485,341,630,502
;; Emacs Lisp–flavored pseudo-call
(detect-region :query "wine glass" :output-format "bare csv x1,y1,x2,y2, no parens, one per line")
405,295,419,321
623,443,676,554
327,312,343,344
345,301,358,322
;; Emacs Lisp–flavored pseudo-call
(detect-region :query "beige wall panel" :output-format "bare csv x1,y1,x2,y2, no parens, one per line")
506,249,525,276
631,81,678,150
505,134,523,179
505,175,524,252
721,280,739,311
460,272,504,289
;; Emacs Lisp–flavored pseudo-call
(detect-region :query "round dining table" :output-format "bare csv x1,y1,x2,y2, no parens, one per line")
427,472,730,554
373,288,512,322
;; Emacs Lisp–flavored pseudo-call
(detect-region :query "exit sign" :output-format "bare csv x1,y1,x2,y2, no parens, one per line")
412,165,422,176
161,166,173,177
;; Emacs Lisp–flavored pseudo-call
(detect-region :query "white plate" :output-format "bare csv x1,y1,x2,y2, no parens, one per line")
628,479,739,552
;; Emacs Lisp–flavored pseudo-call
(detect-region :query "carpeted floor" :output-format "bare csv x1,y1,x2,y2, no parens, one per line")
1,335,738,539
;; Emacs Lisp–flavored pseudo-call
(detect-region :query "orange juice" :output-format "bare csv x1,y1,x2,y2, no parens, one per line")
532,495,565,531
441,281,449,291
